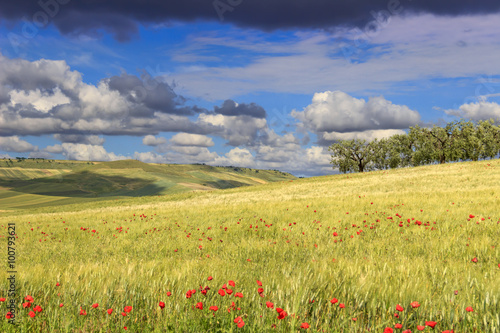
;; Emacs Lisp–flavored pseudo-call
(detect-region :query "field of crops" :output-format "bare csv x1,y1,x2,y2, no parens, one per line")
1,160,499,332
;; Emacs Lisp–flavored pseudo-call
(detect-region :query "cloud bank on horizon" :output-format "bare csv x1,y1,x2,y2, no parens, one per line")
1,0,500,176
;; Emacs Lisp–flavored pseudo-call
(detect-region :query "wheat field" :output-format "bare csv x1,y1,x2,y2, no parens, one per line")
1,160,499,332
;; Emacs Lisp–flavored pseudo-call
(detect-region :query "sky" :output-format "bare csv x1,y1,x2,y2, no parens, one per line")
1,0,500,176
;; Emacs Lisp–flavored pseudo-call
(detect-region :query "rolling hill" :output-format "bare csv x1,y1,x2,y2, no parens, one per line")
0,158,295,211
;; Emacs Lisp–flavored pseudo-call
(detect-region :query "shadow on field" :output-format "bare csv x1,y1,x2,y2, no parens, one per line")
204,179,250,189
0,170,165,198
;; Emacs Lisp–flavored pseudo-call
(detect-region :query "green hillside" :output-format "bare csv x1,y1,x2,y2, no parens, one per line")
0,159,295,211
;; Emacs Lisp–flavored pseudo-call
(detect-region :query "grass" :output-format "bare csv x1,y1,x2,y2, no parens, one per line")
0,160,499,332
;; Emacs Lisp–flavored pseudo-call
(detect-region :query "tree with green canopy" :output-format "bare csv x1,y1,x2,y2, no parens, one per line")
329,139,375,173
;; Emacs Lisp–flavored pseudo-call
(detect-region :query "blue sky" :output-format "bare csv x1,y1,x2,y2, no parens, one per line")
1,1,500,176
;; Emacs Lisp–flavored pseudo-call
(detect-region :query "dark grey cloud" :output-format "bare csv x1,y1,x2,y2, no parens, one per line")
1,0,499,41
0,86,10,104
214,99,266,119
106,73,193,116
54,134,105,145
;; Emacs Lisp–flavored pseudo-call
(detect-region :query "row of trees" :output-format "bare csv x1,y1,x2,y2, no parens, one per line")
329,119,500,173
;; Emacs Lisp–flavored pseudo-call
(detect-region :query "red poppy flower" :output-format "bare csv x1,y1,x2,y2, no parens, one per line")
195,302,203,310
33,305,42,313
218,289,226,296
339,303,345,308
300,322,310,329
396,304,404,312
395,323,403,329
121,312,127,317
92,303,99,309
229,280,235,287
384,328,394,333
276,308,288,319
159,302,165,309
234,292,243,298
25,295,34,302
234,316,244,327
469,214,475,218
266,302,274,308
23,302,31,308
417,325,425,331
124,306,132,313
411,301,420,308
330,298,338,304
466,306,473,312
167,292,172,297
56,282,60,286
209,306,218,311
472,257,478,263
425,321,437,328
5,312,13,319
0,298,5,302
256,280,262,286
59,303,63,307
107,309,113,315
278,311,287,319
28,311,35,318
208,276,213,281
80,308,87,316
258,288,264,293
226,289,233,295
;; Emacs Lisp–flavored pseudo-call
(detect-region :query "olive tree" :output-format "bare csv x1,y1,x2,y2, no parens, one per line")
329,139,375,173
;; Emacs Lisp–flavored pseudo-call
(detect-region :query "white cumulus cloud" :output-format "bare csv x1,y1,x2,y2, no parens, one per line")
292,91,420,133
0,136,38,152
170,133,214,147
444,101,500,121
142,135,168,146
